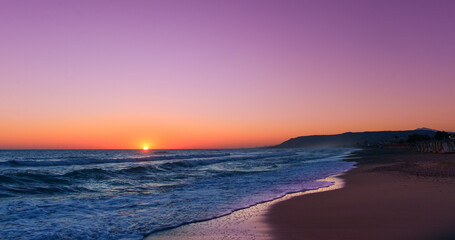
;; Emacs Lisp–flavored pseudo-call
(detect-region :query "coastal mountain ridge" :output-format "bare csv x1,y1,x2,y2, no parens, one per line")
275,128,444,148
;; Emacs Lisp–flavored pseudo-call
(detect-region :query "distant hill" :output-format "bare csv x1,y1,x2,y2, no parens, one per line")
274,129,438,148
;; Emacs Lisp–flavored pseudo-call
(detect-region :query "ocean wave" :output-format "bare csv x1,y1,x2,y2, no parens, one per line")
0,148,357,240
0,152,300,184
0,166,158,187
158,151,297,170
0,152,299,197
0,153,231,167
0,171,71,184
1,184,91,195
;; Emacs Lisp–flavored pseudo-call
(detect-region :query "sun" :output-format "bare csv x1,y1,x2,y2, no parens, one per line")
141,142,153,150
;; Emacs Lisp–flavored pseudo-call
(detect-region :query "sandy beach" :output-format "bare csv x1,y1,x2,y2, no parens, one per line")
267,149,455,240
147,148,455,240
145,174,347,240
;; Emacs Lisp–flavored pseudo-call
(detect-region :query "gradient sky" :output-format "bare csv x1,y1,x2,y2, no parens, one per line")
1,0,454,149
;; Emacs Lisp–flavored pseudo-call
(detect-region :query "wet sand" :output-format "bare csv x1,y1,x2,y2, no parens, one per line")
145,174,347,240
267,149,455,240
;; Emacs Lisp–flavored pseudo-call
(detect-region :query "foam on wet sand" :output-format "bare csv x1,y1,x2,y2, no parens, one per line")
145,174,346,240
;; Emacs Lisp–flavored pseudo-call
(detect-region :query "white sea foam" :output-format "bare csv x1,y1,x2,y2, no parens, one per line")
0,148,356,239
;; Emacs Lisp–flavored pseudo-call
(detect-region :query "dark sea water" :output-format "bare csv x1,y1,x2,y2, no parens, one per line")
0,148,356,240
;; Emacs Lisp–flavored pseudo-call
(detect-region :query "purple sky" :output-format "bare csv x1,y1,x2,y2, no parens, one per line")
1,0,454,149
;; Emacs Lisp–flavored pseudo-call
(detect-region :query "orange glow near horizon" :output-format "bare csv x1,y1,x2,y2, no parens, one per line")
1,100,455,149
1,102,455,149
0,117,454,150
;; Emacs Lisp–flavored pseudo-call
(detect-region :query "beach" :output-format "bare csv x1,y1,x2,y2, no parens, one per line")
145,174,347,240
4,148,455,239
147,148,455,240
267,148,455,240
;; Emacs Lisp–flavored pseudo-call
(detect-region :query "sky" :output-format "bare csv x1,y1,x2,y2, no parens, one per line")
1,0,454,149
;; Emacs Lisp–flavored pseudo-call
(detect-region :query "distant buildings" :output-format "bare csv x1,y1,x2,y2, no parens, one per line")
415,140,455,153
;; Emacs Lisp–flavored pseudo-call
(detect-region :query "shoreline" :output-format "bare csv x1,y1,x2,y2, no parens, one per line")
146,148,455,240
145,174,348,240
267,148,455,240
144,151,358,240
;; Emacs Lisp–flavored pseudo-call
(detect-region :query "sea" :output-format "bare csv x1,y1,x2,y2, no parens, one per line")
0,148,356,240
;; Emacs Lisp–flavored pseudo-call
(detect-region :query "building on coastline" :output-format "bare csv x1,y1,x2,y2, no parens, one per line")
415,140,455,153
